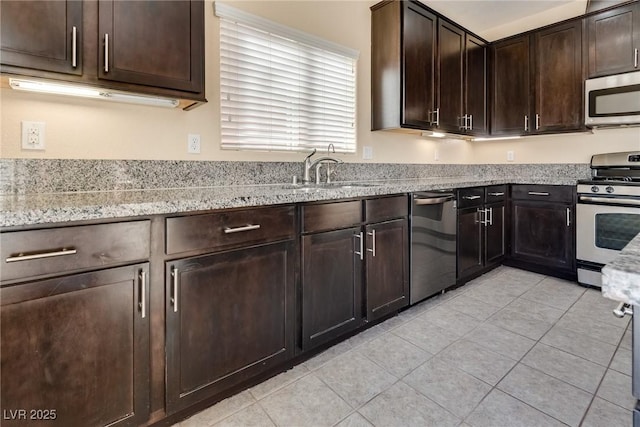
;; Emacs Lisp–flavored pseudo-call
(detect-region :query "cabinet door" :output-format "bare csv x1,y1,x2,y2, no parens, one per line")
98,0,204,93
1,264,149,427
457,207,483,280
165,242,295,414
366,219,408,321
485,202,506,266
587,2,640,77
0,0,82,75
533,21,583,132
438,20,465,133
491,35,531,135
402,2,437,128
511,201,574,271
302,228,363,350
465,34,488,135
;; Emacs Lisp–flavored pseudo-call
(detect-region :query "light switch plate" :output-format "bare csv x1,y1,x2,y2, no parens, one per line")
21,121,45,150
363,146,373,160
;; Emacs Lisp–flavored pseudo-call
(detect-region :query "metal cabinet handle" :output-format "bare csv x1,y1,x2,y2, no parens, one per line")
535,114,540,130
486,207,493,226
223,224,261,234
459,115,466,130
354,232,364,261
566,207,571,227
72,26,78,68
171,267,179,313
487,192,504,197
6,247,77,263
463,195,481,200
139,270,147,319
475,208,484,225
104,33,109,73
367,229,376,257
469,114,473,131
528,191,550,196
524,115,529,132
433,108,440,127
635,48,639,68
613,302,633,318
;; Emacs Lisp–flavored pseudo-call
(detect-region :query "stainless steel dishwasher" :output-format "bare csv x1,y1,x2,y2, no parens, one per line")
410,191,457,304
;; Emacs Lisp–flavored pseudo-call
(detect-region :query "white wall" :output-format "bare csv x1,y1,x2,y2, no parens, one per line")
1,0,638,164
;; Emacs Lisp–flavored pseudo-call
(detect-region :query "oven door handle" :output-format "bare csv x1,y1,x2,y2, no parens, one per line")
579,196,640,206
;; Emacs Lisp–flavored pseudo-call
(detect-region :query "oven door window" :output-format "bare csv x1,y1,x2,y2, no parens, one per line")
595,213,640,250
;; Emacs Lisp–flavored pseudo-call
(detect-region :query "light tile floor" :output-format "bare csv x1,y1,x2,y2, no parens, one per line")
176,266,633,427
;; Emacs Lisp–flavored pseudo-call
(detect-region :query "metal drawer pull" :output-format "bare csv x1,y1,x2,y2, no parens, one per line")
415,196,454,205
613,302,633,318
367,229,376,257
535,114,540,130
223,224,261,234
104,33,109,73
528,191,550,196
635,48,639,68
487,192,504,197
433,108,440,127
6,248,77,263
354,232,364,261
486,207,493,226
139,270,147,319
579,196,640,206
524,115,529,132
171,267,179,313
566,207,571,227
463,195,481,200
469,114,473,131
72,26,77,68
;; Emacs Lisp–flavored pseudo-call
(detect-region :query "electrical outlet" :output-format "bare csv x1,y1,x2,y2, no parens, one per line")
507,150,515,162
363,146,373,160
434,149,440,161
21,121,45,150
188,134,201,154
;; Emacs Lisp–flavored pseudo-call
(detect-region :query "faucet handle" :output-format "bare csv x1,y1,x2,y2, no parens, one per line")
304,148,317,162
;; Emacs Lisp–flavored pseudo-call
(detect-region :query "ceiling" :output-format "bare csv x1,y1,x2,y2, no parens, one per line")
420,0,589,41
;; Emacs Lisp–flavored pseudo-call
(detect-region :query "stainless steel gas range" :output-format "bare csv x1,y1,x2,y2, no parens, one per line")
577,151,640,287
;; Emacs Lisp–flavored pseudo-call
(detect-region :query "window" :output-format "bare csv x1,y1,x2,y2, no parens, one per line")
215,3,358,153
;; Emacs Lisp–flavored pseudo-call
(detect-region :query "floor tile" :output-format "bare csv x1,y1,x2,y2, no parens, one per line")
418,305,479,336
462,279,519,308
465,389,565,427
621,327,632,350
506,297,565,323
346,323,387,348
489,307,554,340
568,288,631,329
392,317,459,355
464,323,536,360
521,343,606,393
437,294,502,321
596,369,635,411
402,357,491,418
303,340,354,371
249,364,310,400
334,412,374,427
435,339,517,385
497,267,546,284
520,277,585,310
315,351,396,408
581,397,633,427
497,364,592,426
610,347,632,377
541,326,617,366
212,403,275,427
259,374,352,427
358,333,432,378
181,391,256,427
359,382,460,427
555,311,626,346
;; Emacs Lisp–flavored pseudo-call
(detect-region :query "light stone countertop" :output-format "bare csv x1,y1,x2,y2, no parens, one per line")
0,176,579,228
602,232,640,306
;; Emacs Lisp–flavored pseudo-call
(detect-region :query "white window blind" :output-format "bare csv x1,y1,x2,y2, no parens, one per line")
215,3,358,153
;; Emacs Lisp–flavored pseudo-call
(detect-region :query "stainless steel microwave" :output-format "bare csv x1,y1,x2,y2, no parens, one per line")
585,71,640,127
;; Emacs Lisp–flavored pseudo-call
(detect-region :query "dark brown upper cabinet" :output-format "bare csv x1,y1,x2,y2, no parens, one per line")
491,20,583,135
371,1,487,135
0,0,83,75
0,0,205,107
586,1,640,78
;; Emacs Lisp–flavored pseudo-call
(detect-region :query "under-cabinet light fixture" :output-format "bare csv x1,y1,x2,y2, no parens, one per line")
472,136,523,141
421,131,446,138
9,78,180,108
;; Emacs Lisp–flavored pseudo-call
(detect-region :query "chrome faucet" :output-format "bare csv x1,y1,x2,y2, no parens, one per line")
311,157,343,184
301,149,317,184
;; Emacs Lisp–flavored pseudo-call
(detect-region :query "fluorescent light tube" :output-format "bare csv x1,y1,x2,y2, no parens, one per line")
472,136,522,141
421,131,446,138
9,78,179,108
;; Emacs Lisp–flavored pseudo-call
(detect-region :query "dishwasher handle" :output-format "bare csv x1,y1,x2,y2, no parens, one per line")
414,195,455,205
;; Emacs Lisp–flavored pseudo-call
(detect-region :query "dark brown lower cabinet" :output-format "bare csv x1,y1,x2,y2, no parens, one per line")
365,219,409,321
0,263,150,427
165,241,295,414
302,227,363,350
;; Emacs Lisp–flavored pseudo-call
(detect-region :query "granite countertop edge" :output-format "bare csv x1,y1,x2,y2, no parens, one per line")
602,232,640,306
0,176,579,228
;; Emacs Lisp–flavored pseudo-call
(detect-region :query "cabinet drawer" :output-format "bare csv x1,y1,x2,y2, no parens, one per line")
511,185,574,203
303,200,362,233
486,185,507,203
365,195,408,223
458,187,485,208
1,221,150,282
166,205,295,255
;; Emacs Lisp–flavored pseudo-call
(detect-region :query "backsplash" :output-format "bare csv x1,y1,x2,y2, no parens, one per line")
0,159,591,194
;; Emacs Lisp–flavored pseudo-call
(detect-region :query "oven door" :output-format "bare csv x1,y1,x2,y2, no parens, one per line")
577,201,640,265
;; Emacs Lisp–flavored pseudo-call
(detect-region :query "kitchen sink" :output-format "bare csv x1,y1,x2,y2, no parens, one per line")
279,182,381,191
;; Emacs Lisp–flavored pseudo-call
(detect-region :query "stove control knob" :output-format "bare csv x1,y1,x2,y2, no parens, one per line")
606,186,614,194
591,186,599,193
